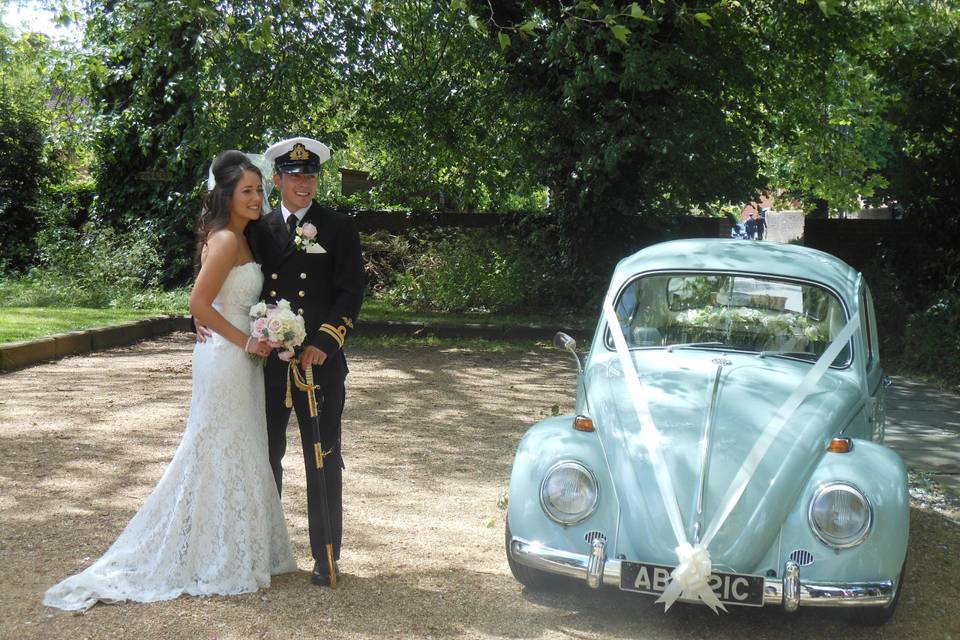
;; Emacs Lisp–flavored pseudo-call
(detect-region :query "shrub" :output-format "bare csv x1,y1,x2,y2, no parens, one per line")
381,230,539,313
23,220,163,307
360,231,415,295
898,292,960,385
0,84,50,271
859,255,914,363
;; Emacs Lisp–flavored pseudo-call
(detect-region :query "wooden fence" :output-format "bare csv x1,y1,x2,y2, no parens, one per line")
803,218,923,273
350,209,729,238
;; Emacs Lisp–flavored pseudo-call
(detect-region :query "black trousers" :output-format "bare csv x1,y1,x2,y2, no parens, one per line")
265,376,345,562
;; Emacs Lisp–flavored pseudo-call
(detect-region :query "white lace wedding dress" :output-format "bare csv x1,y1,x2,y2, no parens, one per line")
44,262,297,612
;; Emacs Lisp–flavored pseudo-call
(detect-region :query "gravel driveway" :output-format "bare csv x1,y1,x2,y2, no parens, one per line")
0,333,957,639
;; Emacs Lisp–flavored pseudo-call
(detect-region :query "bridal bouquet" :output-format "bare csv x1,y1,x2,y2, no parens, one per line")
249,299,307,362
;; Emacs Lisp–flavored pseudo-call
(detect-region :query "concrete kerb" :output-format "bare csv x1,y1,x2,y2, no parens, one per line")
0,316,587,373
0,315,187,372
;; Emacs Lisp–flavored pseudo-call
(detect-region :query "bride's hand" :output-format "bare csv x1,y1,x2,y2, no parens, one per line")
194,322,214,343
245,336,272,358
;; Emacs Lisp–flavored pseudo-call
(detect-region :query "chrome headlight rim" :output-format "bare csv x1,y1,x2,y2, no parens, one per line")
539,460,599,526
808,481,873,549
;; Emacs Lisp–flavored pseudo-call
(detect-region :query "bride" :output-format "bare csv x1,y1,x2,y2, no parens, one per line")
43,151,297,612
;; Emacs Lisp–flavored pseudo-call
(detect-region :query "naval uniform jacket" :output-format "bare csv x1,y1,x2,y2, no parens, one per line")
251,202,366,386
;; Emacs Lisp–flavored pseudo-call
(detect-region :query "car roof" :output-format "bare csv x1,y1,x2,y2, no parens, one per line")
611,239,860,298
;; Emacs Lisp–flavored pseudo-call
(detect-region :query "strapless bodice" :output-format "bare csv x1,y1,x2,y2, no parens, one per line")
213,262,263,320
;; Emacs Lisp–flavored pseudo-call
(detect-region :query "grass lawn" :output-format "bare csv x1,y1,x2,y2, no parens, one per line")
0,298,593,346
0,308,175,344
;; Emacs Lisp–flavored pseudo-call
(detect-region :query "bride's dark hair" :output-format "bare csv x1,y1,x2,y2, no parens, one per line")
194,150,263,274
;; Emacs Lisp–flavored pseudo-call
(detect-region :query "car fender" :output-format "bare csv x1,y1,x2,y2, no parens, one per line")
777,439,909,582
507,415,618,553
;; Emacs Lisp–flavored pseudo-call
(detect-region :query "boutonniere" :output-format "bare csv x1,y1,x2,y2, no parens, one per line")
293,222,326,254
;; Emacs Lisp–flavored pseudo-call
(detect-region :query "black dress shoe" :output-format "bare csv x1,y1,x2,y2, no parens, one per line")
311,558,342,586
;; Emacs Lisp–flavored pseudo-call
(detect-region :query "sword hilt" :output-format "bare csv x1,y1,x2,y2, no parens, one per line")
304,364,318,418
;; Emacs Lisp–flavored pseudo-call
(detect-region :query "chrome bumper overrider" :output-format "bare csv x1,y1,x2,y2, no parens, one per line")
509,536,894,609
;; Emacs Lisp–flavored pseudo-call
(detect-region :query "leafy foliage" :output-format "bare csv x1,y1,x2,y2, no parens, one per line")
0,82,48,271
0,24,80,271
83,0,347,284
335,1,547,212
380,229,539,313
899,292,960,384
870,2,960,295
455,1,882,276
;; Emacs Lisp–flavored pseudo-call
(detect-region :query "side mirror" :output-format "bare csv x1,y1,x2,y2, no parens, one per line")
553,331,582,373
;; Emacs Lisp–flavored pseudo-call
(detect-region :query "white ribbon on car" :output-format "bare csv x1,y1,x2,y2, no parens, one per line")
602,298,861,613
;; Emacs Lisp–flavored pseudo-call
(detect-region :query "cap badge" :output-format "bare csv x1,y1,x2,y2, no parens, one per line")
289,143,311,161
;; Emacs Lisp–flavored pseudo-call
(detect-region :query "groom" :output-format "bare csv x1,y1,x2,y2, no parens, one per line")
254,136,366,586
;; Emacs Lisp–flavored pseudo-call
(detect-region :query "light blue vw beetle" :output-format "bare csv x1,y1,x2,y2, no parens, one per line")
506,239,908,625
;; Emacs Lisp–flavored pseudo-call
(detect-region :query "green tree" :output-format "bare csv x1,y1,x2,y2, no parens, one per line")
84,0,346,284
0,24,65,271
870,1,960,294
334,1,547,212
456,1,876,270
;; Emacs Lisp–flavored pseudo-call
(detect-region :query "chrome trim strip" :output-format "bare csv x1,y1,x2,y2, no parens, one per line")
510,536,894,608
693,361,725,543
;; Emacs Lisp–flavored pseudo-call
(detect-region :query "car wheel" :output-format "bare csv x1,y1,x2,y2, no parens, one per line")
504,517,573,590
848,555,907,626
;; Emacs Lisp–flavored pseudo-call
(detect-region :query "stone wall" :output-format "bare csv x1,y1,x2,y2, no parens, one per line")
763,210,805,244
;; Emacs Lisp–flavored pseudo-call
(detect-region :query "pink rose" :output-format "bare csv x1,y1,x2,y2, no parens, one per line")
252,318,267,335
278,349,295,362
267,318,284,337
301,222,318,239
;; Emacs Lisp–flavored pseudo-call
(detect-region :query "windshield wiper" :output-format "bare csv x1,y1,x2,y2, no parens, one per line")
665,341,726,352
757,350,819,362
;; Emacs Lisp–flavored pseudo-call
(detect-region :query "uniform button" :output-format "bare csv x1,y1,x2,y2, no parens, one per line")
271,273,278,280
270,290,276,297
300,272,307,279
298,290,305,297
297,308,304,315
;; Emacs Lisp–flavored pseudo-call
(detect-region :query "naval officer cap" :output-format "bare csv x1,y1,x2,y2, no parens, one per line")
264,136,331,174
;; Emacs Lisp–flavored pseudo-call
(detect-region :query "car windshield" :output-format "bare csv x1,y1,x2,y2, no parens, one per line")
609,273,851,363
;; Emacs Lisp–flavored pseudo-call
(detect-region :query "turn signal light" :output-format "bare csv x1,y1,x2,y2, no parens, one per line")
574,415,595,432
827,437,853,453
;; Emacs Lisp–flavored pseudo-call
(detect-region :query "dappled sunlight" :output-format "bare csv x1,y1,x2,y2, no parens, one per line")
2,334,956,639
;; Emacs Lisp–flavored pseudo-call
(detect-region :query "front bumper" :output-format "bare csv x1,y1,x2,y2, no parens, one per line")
509,536,894,609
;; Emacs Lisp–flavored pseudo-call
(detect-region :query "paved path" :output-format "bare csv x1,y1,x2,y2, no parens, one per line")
885,375,960,495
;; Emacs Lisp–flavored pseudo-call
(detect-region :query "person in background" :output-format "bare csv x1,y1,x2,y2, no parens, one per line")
756,208,768,241
745,213,757,240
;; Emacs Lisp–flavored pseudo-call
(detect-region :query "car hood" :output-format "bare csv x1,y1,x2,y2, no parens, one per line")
583,351,864,572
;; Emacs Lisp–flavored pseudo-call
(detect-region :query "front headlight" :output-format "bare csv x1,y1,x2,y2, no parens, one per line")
540,461,599,525
808,482,873,549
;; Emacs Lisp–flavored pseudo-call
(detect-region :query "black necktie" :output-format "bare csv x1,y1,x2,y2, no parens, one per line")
286,213,298,236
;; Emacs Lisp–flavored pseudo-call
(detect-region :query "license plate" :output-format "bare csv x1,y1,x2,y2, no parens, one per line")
620,561,765,607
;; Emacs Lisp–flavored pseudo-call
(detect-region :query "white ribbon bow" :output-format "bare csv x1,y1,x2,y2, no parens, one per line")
656,542,726,612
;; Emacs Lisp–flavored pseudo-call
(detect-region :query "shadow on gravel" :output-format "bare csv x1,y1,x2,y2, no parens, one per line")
2,337,958,639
